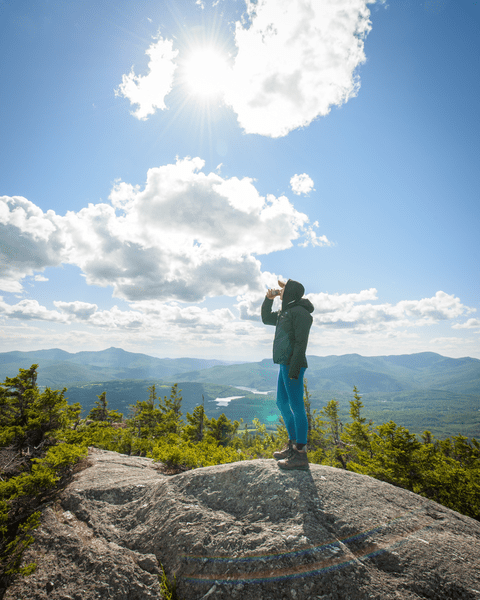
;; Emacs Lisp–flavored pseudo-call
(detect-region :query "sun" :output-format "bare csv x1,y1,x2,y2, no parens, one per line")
183,47,230,98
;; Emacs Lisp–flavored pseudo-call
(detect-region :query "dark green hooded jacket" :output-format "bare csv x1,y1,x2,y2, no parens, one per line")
261,279,314,380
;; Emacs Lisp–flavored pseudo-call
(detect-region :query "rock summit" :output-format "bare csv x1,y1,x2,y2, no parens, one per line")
7,448,480,600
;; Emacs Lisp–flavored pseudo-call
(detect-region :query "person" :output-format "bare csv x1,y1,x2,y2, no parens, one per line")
261,279,314,470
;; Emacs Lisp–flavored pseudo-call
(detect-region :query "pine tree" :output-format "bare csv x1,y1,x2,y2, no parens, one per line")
0,365,86,596
157,384,183,436
0,364,72,450
302,379,329,453
320,399,347,469
415,431,480,520
205,413,239,446
87,392,122,424
88,391,108,422
352,421,422,491
183,402,206,443
343,386,373,465
128,385,163,438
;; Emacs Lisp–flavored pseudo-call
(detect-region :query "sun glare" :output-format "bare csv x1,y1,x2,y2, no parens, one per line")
184,48,230,98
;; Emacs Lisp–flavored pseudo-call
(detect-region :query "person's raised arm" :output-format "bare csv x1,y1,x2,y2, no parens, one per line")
261,289,279,326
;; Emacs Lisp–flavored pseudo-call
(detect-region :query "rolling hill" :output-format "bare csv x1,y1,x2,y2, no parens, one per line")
0,347,239,388
2,348,479,439
174,352,480,396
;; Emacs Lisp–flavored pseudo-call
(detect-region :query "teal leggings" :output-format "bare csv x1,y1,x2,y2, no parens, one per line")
276,364,308,445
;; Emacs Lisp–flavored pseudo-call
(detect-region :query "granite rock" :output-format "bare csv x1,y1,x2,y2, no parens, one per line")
7,448,480,600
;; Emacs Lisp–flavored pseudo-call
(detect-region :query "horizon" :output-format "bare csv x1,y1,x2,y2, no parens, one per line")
1,0,479,361
2,345,479,364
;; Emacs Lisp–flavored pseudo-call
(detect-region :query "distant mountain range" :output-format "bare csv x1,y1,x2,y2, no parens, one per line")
2,347,480,396
165,352,480,396
2,348,479,439
0,347,239,388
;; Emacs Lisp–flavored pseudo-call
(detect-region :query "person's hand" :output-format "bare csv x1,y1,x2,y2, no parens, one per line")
266,288,279,299
267,280,286,299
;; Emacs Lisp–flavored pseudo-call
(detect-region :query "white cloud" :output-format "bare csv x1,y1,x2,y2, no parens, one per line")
34,275,49,282
298,222,332,248
290,173,315,196
1,287,478,360
224,0,374,137
54,301,98,320
0,195,64,293
117,1,376,138
0,298,67,323
89,306,146,329
0,279,23,293
115,36,178,120
1,158,325,303
308,290,475,332
452,318,480,330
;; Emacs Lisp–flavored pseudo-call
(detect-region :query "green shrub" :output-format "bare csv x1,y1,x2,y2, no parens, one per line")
0,365,87,597
150,437,246,471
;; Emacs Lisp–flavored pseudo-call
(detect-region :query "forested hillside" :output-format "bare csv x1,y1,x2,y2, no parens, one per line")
0,347,238,388
2,349,480,395
65,379,480,441
4,348,478,439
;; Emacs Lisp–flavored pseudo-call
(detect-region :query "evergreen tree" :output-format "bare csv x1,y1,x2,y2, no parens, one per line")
0,365,86,596
303,379,317,447
183,403,205,443
320,399,347,469
0,364,73,450
128,385,163,438
351,421,422,491
87,392,123,424
205,413,239,446
415,431,480,520
157,384,183,436
88,391,108,422
302,380,329,454
343,386,373,464
243,422,253,447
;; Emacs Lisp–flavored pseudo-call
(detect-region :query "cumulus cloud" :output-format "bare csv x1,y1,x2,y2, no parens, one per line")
0,286,476,360
0,298,67,323
290,173,315,196
298,222,332,248
117,1,376,137
224,0,374,136
452,318,480,330
1,158,325,302
0,195,64,293
54,301,98,320
308,290,475,332
64,157,315,301
235,286,476,335
115,36,178,120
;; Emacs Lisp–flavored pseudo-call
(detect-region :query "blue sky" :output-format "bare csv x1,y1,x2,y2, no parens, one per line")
1,0,479,361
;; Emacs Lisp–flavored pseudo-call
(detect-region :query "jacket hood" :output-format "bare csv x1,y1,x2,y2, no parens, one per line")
281,279,314,313
296,297,315,314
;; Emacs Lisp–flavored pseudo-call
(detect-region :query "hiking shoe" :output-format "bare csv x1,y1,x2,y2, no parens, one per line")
273,440,294,461
277,446,309,471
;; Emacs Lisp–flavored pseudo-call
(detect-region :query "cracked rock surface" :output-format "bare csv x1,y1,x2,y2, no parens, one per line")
7,448,480,600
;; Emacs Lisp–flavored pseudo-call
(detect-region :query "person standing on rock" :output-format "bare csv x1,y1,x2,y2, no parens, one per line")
261,279,314,470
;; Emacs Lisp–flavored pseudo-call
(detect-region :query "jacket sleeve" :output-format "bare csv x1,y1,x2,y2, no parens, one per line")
261,297,278,326
288,309,312,379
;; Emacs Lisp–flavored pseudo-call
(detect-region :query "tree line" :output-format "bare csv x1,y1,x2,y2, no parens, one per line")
1,364,479,597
